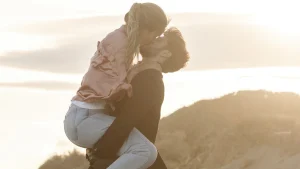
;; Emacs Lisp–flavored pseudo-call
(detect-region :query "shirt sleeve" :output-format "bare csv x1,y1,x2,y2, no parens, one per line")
110,49,133,101
88,41,132,101
94,70,163,158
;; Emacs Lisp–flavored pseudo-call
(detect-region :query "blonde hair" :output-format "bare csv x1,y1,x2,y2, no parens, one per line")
125,2,169,66
126,3,141,65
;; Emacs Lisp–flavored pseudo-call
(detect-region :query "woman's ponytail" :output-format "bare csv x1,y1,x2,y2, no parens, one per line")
125,3,141,66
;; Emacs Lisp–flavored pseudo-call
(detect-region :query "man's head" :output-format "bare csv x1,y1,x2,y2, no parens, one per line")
140,27,189,73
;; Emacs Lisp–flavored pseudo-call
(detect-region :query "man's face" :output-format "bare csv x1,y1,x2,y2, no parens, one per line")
140,36,168,58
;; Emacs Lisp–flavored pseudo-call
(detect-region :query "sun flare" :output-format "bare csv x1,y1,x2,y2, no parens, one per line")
0,32,57,55
252,12,300,36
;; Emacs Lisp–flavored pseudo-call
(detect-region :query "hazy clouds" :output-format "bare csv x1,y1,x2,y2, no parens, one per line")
1,13,300,74
0,40,93,74
0,81,78,91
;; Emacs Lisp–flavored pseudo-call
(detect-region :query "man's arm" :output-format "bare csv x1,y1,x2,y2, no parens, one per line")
93,70,163,158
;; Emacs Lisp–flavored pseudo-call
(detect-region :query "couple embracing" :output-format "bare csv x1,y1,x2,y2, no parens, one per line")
64,2,189,169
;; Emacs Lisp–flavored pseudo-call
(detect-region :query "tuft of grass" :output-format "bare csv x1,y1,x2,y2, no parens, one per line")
39,149,88,169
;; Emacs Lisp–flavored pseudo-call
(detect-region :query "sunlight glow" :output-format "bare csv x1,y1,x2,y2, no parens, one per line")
0,32,58,54
1,1,300,169
254,14,300,35
1,67,300,169
0,66,81,83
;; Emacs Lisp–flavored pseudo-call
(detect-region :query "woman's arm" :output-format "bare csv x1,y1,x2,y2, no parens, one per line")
93,70,163,158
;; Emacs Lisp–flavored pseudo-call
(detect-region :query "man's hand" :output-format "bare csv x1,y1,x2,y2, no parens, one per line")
86,148,98,165
86,148,118,169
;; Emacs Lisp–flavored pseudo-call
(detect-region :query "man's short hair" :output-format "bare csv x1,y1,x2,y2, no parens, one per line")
161,27,190,73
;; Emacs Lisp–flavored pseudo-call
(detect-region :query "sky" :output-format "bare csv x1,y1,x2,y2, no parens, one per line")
1,0,300,22
1,13,300,74
1,0,300,169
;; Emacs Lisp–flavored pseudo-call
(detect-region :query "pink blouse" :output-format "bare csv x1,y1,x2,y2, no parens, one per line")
73,25,132,103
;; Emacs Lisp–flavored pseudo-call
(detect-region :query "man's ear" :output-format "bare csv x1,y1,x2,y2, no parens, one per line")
157,50,172,58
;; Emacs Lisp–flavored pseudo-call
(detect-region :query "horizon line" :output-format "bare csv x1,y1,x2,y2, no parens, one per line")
1,12,254,25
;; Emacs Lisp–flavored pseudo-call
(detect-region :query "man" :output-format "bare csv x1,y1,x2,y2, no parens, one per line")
87,27,190,169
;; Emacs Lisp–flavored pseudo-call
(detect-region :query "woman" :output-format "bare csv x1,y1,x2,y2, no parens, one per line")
87,27,190,169
64,3,169,169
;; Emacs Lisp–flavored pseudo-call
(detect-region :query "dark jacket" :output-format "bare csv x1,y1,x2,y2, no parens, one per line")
88,69,168,169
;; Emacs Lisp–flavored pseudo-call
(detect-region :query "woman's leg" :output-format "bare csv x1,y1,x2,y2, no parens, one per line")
64,104,91,147
107,128,158,169
64,104,79,142
67,107,158,169
64,105,111,148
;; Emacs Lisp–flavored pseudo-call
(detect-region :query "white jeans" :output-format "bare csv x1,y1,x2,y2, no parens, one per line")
64,104,157,169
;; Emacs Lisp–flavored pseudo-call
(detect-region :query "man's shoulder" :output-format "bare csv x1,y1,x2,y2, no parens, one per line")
131,69,164,100
133,69,163,82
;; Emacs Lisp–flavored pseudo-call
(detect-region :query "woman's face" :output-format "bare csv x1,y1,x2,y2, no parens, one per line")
139,29,160,45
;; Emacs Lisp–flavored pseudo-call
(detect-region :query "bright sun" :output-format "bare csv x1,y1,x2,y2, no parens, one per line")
0,32,57,55
252,12,300,36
